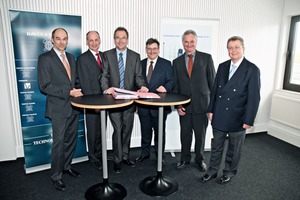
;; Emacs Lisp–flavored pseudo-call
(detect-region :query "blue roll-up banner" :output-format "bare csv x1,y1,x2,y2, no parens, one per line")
9,10,87,173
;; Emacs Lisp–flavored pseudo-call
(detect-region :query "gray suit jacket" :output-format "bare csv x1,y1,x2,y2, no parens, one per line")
38,48,79,119
101,48,145,92
173,50,216,114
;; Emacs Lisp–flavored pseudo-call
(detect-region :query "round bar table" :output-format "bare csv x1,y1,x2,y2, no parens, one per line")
71,94,134,200
135,93,190,197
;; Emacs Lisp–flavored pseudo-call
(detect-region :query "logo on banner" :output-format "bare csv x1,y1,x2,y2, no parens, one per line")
24,82,31,89
43,39,53,51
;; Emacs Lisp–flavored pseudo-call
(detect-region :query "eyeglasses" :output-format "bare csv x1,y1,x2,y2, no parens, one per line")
115,37,127,41
146,48,159,51
227,46,242,51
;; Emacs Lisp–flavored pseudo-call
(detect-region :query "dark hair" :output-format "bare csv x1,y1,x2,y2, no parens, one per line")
146,38,160,48
51,28,68,39
114,27,128,39
227,36,244,48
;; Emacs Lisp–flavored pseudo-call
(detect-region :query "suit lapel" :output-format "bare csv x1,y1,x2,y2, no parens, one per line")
50,49,70,81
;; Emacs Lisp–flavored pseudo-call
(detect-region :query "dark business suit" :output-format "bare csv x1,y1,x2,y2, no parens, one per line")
206,58,260,177
76,50,104,163
101,48,145,164
38,48,80,181
173,50,215,163
138,57,174,157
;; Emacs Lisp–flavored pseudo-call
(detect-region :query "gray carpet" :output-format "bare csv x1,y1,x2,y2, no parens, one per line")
0,132,299,200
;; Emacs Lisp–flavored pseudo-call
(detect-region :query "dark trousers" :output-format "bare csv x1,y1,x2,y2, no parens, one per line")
179,112,208,163
50,114,79,181
207,128,246,177
138,110,167,157
85,109,102,162
109,109,134,164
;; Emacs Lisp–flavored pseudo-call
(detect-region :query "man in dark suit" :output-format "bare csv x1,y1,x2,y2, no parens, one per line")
201,36,260,184
135,38,174,165
100,27,148,173
38,28,83,191
76,31,104,170
173,29,216,171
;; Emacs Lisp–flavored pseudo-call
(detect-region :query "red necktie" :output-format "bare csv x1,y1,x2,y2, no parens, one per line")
96,53,102,68
188,54,193,78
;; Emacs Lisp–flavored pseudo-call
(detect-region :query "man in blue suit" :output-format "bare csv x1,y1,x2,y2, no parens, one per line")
135,38,174,165
201,36,261,184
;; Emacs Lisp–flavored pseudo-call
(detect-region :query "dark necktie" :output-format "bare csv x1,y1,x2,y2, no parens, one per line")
147,61,154,83
188,54,193,78
118,53,124,89
96,53,102,68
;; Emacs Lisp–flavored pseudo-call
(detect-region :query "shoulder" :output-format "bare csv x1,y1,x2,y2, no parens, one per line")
104,48,115,56
173,54,184,64
127,48,140,57
157,57,171,65
196,50,212,58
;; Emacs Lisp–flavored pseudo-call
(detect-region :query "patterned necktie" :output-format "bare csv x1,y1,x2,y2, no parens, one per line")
61,53,71,80
188,54,193,78
118,53,124,89
147,61,154,83
96,53,102,68
228,64,237,80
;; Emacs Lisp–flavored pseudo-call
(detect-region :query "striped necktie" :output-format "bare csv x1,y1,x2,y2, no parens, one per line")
118,53,124,88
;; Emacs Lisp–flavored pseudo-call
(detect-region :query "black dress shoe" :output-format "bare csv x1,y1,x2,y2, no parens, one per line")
123,159,136,167
113,163,121,174
135,155,150,162
219,175,232,184
176,161,190,169
92,160,102,170
53,179,65,191
199,161,207,172
201,174,217,183
63,169,81,177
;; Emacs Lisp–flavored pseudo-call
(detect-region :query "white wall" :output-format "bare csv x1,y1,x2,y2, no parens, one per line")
0,0,285,161
268,0,300,148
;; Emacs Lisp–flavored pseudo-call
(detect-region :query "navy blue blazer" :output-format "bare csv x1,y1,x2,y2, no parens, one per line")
138,56,174,117
207,58,261,132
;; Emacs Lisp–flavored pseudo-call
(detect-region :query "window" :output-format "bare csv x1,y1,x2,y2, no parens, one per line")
283,15,300,92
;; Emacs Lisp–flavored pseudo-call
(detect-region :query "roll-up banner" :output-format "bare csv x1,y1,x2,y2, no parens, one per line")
9,10,87,173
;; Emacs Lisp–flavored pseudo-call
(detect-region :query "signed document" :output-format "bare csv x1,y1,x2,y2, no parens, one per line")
113,88,160,99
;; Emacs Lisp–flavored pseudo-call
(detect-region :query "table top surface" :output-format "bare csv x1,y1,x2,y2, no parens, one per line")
71,93,190,109
135,93,190,106
71,94,134,109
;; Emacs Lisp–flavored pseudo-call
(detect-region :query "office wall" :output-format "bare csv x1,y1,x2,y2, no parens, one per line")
0,0,284,161
268,0,300,148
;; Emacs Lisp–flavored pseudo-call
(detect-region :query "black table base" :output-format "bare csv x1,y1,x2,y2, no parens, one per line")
85,178,127,200
139,171,178,197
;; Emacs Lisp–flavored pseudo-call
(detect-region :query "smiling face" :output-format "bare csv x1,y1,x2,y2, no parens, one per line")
227,39,245,63
182,33,197,55
86,31,101,52
51,28,68,53
146,43,160,60
114,30,128,51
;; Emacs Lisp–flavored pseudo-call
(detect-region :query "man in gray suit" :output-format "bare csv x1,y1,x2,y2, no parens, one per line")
201,36,260,184
38,28,83,191
76,31,104,170
173,29,216,171
101,27,148,173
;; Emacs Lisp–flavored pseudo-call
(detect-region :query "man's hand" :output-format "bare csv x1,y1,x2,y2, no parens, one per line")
104,87,115,94
177,105,186,116
138,86,149,93
207,112,213,121
156,86,166,93
70,88,83,97
243,124,251,129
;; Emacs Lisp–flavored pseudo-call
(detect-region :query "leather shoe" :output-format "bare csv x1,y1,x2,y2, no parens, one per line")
219,175,232,184
113,163,121,174
92,160,102,170
176,161,190,169
123,159,136,167
135,155,150,162
53,179,65,191
63,169,81,177
201,174,217,183
199,161,207,171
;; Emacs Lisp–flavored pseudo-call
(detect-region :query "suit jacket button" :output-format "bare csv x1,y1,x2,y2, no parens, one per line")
219,95,222,98
227,98,230,100
226,108,229,110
